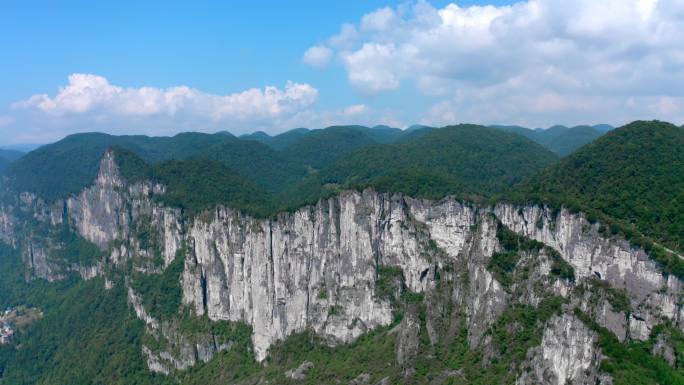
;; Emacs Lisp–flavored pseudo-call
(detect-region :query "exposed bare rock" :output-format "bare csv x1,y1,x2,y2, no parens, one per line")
495,204,684,335
285,361,314,380
349,373,371,385
394,307,421,365
652,332,677,366
517,314,608,385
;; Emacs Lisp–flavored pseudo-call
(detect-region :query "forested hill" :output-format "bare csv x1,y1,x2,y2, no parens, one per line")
0,149,24,163
490,124,609,156
3,132,240,201
512,120,684,255
281,124,558,208
0,157,8,173
240,127,310,150
1,125,408,202
2,124,558,212
0,149,24,173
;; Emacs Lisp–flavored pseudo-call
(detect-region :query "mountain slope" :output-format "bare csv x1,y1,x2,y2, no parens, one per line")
283,124,558,207
240,128,310,150
0,149,24,172
0,149,24,162
0,157,9,173
536,125,603,156
491,124,604,156
513,120,684,254
3,132,240,201
279,126,379,171
199,139,305,193
0,243,166,385
116,148,276,217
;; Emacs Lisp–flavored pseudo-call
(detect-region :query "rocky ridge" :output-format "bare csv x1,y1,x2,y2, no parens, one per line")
1,149,682,382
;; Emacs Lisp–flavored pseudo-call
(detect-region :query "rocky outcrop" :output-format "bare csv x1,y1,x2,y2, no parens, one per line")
496,204,684,337
66,150,183,267
517,314,609,385
0,205,14,245
285,361,314,380
1,150,184,280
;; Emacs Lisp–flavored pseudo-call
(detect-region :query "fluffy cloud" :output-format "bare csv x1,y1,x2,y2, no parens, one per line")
306,0,684,126
303,45,333,68
342,104,369,116
2,74,326,144
14,74,318,121
3,74,397,145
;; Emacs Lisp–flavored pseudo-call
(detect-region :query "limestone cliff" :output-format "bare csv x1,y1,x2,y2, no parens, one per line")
1,149,682,382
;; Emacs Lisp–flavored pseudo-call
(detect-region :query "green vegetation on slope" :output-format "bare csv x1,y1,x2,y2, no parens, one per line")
0,149,24,172
4,133,113,201
281,124,558,209
52,223,106,266
0,157,9,173
116,148,276,217
492,124,605,156
240,128,310,150
2,125,405,202
0,149,25,163
200,139,305,193
536,125,604,156
153,159,275,217
175,282,570,384
87,124,559,219
512,120,684,257
575,309,684,385
488,222,575,288
0,243,166,385
129,252,185,319
279,126,380,171
3,132,238,201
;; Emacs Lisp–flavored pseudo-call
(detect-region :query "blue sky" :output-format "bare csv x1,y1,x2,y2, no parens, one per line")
1,0,683,145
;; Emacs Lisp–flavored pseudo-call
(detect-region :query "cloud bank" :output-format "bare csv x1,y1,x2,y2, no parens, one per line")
306,0,684,127
3,74,390,145
14,74,318,121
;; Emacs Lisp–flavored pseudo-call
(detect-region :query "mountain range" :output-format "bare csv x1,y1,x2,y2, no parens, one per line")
0,120,682,385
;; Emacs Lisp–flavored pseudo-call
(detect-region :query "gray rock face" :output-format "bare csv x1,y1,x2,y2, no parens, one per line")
517,314,606,385
66,150,183,267
2,150,184,280
0,205,14,245
652,333,676,366
495,204,684,337
129,283,235,374
181,192,509,360
349,373,371,385
285,361,314,380
395,307,421,365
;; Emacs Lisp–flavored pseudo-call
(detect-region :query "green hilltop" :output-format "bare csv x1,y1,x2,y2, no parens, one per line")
512,120,684,256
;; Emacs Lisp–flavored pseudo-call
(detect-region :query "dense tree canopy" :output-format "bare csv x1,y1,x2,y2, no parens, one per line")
512,120,684,255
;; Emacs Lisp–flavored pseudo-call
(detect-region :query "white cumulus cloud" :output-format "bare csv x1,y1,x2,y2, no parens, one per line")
306,0,684,126
14,74,318,121
303,45,333,69
342,104,369,116
3,74,398,145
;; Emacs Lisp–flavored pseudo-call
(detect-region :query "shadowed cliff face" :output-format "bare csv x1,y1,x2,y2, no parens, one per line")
1,149,682,383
